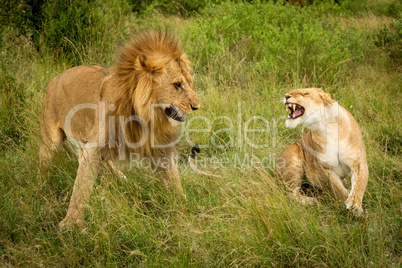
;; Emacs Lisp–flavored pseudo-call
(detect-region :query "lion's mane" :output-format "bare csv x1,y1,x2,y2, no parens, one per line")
108,31,189,159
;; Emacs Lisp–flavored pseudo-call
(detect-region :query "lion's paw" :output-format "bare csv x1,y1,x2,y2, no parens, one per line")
58,219,70,231
116,170,127,180
58,217,84,231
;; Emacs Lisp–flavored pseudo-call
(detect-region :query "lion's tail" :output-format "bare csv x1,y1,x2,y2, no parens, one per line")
188,144,222,178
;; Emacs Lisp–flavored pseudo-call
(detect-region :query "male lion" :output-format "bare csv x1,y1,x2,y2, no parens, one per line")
277,88,368,216
39,31,200,228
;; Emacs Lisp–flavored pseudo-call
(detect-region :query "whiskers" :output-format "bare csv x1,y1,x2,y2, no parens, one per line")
275,93,286,105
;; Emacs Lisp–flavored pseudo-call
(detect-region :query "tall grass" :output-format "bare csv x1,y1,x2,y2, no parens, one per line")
0,0,401,266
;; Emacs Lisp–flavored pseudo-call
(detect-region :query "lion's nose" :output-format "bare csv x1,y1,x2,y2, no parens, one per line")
285,95,291,100
191,105,199,111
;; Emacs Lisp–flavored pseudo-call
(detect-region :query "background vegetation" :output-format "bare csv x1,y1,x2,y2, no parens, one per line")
0,0,401,266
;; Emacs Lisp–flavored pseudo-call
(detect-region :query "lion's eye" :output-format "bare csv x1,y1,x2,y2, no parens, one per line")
173,82,182,90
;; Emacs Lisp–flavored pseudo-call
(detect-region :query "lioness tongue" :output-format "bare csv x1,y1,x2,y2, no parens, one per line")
293,109,302,118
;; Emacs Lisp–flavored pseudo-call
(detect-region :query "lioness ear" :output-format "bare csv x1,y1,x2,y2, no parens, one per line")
137,55,166,76
318,89,334,105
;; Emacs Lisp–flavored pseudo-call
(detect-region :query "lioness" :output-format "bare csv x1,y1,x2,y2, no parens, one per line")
39,31,200,228
277,88,368,216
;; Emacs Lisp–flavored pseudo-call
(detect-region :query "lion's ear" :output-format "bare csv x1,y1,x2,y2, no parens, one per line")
318,89,334,105
137,55,166,76
139,55,147,69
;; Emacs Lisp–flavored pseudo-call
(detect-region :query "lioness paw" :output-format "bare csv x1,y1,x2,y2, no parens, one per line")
295,195,318,205
346,204,364,217
345,196,364,217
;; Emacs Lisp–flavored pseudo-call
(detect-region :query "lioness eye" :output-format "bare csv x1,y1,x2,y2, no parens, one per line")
173,82,182,90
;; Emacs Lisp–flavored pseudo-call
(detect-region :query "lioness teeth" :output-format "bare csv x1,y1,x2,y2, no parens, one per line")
293,104,296,111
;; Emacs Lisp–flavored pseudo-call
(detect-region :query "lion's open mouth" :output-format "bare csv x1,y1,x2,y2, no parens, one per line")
165,105,185,122
286,103,305,119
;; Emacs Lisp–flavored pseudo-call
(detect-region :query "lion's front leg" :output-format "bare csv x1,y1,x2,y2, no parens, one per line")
163,166,183,193
59,148,99,229
155,155,183,194
345,163,368,217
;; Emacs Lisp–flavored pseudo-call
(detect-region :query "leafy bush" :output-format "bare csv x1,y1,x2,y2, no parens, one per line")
184,1,372,85
0,63,29,150
375,19,402,66
344,0,401,17
129,0,225,16
0,0,45,50
41,0,101,64
387,0,402,18
0,0,101,64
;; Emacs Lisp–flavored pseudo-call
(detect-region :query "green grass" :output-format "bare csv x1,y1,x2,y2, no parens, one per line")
0,0,401,266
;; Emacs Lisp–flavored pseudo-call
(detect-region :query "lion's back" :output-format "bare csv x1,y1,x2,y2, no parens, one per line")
41,65,108,140
45,65,106,102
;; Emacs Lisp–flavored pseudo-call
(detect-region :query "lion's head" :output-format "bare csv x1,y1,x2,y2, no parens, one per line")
284,88,334,128
114,31,200,126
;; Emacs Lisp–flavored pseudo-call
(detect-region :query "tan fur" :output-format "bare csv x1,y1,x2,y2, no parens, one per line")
277,88,368,216
39,31,200,228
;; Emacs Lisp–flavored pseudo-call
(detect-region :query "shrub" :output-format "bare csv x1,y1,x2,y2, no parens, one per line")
344,0,401,17
0,63,29,150
183,1,372,85
375,19,402,66
41,0,102,64
0,0,101,64
129,0,225,16
0,0,46,51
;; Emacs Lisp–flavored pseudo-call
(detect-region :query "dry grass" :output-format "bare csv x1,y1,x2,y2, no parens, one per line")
341,13,395,30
